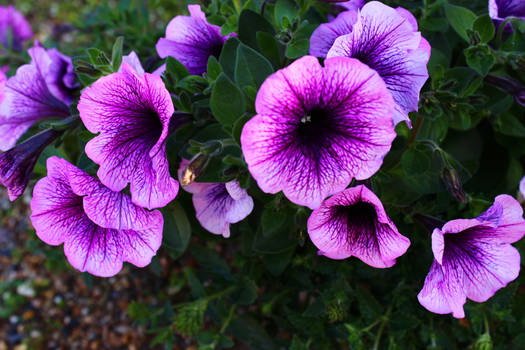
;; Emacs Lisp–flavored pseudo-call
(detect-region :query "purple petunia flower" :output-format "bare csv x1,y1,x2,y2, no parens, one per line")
0,5,33,50
178,159,254,237
418,195,525,318
308,185,410,267
240,56,395,209
156,5,235,76
520,176,525,198
78,61,181,210
489,0,525,27
31,156,163,277
0,129,60,201
310,1,431,126
0,44,76,151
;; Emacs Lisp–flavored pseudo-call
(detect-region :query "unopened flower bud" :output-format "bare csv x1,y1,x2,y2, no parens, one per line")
181,153,210,186
441,166,467,203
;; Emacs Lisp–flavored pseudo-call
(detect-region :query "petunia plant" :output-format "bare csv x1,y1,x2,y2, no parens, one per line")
3,0,525,348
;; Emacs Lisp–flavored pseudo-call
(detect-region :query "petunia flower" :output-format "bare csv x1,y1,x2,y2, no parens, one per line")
156,5,235,75
0,5,33,50
178,159,253,238
418,195,525,318
0,129,61,201
30,156,163,277
0,45,76,151
241,55,395,209
310,1,430,126
489,0,525,28
520,176,525,199
307,185,410,267
78,61,184,209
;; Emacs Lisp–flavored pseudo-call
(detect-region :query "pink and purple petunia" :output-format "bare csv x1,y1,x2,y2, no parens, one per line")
31,157,163,277
418,195,525,318
489,0,525,26
178,159,254,238
0,44,76,151
156,5,235,76
0,129,61,201
0,5,32,50
308,185,410,267
241,55,396,209
78,60,182,210
310,1,430,126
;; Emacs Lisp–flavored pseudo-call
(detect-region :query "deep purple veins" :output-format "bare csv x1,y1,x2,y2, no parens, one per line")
418,195,525,318
241,55,396,209
78,62,180,210
489,0,525,23
0,45,76,151
30,157,164,277
308,185,410,267
156,5,236,76
310,1,430,126
0,129,61,201
0,6,33,50
178,159,254,237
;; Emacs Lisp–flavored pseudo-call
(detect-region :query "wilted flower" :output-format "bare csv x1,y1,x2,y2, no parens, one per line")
418,195,525,318
31,157,163,277
307,185,410,267
78,61,183,209
241,56,395,209
310,1,430,126
0,5,32,50
489,0,525,27
178,159,253,237
0,129,60,201
156,5,235,75
0,45,76,151
485,74,525,107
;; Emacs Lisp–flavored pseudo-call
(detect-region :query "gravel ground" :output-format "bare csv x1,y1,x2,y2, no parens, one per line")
0,190,193,350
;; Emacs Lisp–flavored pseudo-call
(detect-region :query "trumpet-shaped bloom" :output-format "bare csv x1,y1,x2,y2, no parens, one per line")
241,56,395,209
0,129,60,201
418,195,525,318
178,160,253,237
310,1,430,126
489,0,525,25
0,45,76,151
30,157,163,277
78,62,179,210
308,185,410,267
0,6,32,50
156,5,235,75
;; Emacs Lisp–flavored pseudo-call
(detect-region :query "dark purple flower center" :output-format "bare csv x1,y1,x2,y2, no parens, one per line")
497,0,525,18
297,107,336,147
330,201,380,248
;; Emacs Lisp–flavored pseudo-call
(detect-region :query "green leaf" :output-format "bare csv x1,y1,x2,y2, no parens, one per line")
285,39,310,59
232,113,252,144
228,317,277,350
234,43,274,89
290,335,309,350
238,9,275,49
494,113,525,137
232,277,258,305
219,37,241,79
127,301,150,322
261,206,287,237
161,201,191,257
445,3,477,42
473,15,495,43
274,0,298,27
402,148,431,175
207,55,222,80
111,36,124,72
166,56,190,81
256,31,281,66
262,247,296,276
464,44,495,76
191,245,232,281
211,73,246,128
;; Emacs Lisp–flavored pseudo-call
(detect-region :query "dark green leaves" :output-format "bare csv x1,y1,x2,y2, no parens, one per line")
234,43,274,89
161,201,191,258
473,15,495,44
211,73,246,128
445,4,476,42
464,44,495,76
238,10,275,49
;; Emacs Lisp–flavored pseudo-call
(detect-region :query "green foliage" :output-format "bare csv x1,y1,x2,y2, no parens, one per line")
9,0,525,349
